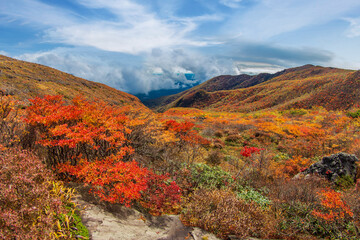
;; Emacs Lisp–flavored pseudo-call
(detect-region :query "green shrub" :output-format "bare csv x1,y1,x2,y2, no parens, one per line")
236,186,272,208
288,109,308,116
190,163,234,189
335,175,355,189
347,109,360,118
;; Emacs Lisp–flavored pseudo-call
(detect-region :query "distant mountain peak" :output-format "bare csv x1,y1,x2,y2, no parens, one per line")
145,64,358,112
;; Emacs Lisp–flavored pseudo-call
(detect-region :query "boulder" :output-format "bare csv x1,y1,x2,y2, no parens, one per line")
301,152,358,182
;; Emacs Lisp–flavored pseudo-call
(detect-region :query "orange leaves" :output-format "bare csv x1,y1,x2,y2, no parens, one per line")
24,95,183,213
165,120,195,133
25,95,132,151
256,121,284,136
58,157,149,207
270,156,312,179
312,189,353,222
164,119,210,146
25,95,82,126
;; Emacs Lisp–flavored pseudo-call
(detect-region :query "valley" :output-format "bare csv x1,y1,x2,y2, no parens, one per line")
1,55,360,240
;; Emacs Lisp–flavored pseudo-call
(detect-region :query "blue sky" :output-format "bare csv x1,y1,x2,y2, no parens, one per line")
1,0,360,94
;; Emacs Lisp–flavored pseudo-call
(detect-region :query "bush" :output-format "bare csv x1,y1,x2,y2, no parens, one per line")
335,175,355,189
270,177,330,204
0,95,24,148
201,127,215,137
270,179,359,239
0,148,86,239
139,171,182,216
214,130,223,138
190,163,234,189
236,186,272,208
288,108,308,116
347,109,360,118
181,189,279,239
212,139,224,149
0,148,58,239
205,150,223,166
225,134,242,143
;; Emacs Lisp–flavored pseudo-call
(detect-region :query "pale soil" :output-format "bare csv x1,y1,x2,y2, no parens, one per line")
71,184,221,240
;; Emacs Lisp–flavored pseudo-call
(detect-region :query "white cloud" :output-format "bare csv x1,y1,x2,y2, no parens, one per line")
233,61,284,75
17,47,237,94
0,50,9,56
224,0,360,39
345,17,360,37
0,0,75,26
220,0,242,8
0,0,219,55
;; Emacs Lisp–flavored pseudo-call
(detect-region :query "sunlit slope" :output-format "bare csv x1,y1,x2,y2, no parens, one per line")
0,55,144,108
152,65,358,112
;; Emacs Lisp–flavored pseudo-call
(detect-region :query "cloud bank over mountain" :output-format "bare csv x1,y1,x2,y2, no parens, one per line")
1,0,360,94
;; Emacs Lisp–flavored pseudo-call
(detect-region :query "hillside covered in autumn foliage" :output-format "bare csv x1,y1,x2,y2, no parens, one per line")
147,64,360,113
0,55,144,108
1,57,360,240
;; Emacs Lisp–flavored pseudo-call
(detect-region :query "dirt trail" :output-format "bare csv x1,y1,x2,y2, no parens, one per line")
72,185,220,240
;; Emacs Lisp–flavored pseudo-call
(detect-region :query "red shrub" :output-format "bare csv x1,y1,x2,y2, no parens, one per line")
139,171,182,216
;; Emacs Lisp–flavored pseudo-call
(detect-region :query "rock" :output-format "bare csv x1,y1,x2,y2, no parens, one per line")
301,152,358,182
70,183,221,240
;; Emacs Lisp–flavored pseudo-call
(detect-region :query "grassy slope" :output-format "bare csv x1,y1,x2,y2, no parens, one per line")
150,65,359,112
0,55,145,108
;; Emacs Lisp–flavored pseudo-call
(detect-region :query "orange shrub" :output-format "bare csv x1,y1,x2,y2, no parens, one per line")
270,155,312,179
312,188,353,222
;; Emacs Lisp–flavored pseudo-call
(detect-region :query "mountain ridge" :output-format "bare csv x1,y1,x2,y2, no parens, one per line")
0,55,145,108
144,64,358,112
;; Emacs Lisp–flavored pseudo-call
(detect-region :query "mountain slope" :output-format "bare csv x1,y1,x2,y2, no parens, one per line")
0,55,144,107
142,68,286,109
147,65,359,112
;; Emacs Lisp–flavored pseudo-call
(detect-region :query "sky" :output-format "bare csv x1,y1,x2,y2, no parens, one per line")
1,0,360,95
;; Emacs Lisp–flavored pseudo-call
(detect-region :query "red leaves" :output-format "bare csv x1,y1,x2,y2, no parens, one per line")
58,158,183,210
24,95,183,213
139,171,182,216
240,146,263,157
59,158,149,207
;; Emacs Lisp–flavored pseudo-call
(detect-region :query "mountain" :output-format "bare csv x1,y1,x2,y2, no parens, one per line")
0,55,144,108
135,86,192,102
146,65,360,112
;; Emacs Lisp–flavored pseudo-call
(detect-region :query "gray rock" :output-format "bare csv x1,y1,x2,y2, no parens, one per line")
302,152,358,182
70,182,221,240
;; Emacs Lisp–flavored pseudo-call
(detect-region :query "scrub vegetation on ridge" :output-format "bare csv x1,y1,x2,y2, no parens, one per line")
1,56,360,239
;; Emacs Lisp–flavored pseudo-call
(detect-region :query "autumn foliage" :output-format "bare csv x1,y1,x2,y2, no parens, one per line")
164,119,210,146
24,95,182,212
24,95,135,166
3,90,360,239
58,158,149,207
312,189,353,222
139,171,182,216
